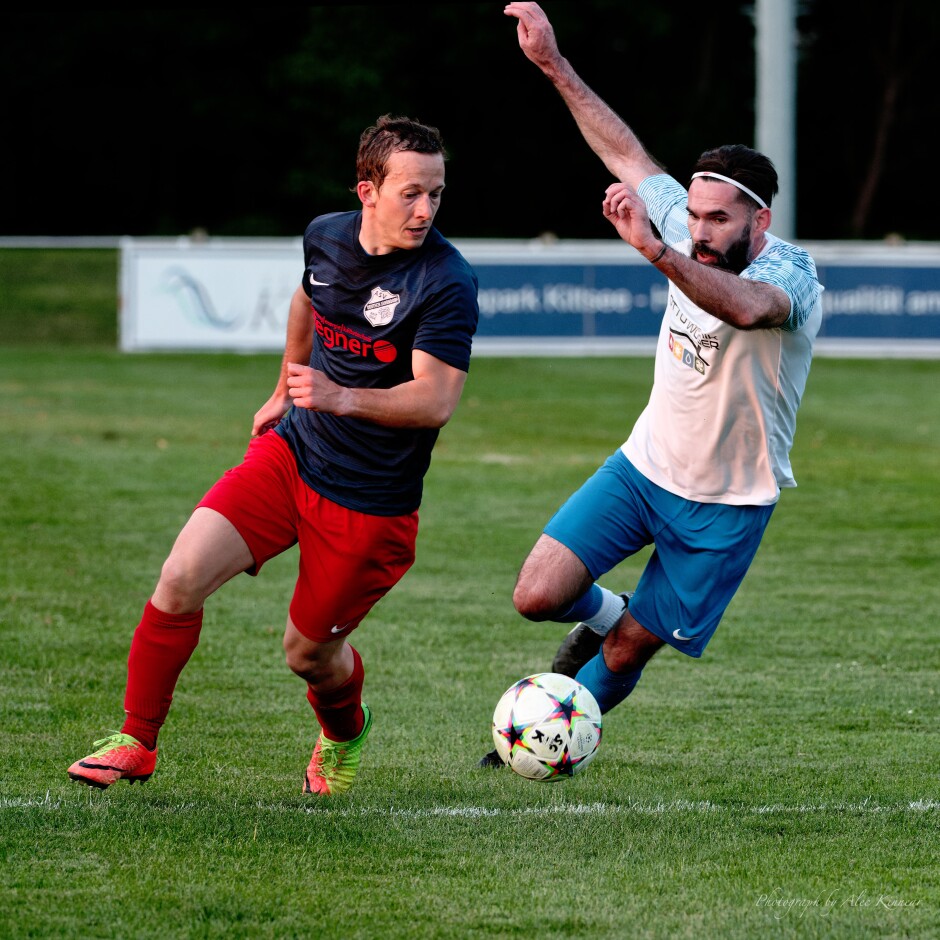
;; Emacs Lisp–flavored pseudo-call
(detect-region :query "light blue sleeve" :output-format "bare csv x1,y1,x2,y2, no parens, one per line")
743,241,823,332
636,174,690,246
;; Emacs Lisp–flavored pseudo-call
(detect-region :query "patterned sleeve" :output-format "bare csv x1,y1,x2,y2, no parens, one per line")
636,174,691,246
742,242,823,333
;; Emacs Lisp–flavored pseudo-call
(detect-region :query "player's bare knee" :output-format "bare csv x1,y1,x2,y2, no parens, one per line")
155,554,208,612
283,634,334,683
283,644,311,679
512,581,559,622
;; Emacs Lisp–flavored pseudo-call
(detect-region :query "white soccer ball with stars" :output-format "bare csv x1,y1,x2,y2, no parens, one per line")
491,672,602,781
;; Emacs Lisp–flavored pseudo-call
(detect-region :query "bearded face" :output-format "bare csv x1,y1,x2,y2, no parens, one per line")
692,221,753,274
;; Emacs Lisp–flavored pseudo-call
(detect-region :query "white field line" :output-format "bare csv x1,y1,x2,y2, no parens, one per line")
3,793,939,818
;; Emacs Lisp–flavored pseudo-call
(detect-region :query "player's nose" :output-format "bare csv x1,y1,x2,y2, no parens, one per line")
413,195,433,219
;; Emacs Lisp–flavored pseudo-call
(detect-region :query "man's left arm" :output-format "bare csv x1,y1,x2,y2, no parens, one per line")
285,349,468,429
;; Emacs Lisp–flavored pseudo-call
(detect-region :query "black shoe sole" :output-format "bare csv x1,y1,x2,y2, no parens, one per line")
478,748,505,769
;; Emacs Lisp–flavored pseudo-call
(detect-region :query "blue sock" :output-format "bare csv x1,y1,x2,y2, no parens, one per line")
557,584,604,623
575,652,643,714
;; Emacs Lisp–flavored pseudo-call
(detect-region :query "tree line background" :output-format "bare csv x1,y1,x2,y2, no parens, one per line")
3,1,938,243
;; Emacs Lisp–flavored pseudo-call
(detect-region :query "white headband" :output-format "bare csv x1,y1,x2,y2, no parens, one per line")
690,171,768,209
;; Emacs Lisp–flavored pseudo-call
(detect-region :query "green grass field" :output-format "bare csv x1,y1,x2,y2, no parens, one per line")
1,251,939,938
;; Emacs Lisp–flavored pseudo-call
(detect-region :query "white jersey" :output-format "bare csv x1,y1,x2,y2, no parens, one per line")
621,174,823,506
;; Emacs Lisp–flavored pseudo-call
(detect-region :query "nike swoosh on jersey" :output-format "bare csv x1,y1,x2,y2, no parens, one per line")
309,274,331,287
672,629,692,641
330,623,351,634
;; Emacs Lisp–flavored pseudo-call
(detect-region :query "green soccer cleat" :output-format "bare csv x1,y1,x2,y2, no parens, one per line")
67,732,157,789
303,704,373,796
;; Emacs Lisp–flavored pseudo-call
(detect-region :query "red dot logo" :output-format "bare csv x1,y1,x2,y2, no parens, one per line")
373,339,397,363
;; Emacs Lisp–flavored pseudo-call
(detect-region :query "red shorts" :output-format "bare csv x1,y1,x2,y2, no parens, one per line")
197,431,418,642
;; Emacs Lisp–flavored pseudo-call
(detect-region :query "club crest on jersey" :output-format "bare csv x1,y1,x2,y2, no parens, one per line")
363,286,400,327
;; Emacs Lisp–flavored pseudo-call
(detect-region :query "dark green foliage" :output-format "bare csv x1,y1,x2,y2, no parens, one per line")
3,3,939,240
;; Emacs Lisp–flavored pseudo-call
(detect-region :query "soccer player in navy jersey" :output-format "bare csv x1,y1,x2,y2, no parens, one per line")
67,115,479,795
480,3,823,768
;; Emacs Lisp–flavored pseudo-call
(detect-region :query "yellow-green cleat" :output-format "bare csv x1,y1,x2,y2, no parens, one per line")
303,704,372,796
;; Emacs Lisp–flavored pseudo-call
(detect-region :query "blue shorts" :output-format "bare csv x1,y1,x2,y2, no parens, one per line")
543,450,774,658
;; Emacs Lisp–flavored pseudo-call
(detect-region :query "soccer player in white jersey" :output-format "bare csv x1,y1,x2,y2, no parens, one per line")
481,3,823,767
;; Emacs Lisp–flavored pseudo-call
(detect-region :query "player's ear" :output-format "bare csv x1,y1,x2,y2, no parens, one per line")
754,206,772,234
357,180,378,208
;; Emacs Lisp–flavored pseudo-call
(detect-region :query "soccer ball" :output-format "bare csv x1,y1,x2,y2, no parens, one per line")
491,672,602,781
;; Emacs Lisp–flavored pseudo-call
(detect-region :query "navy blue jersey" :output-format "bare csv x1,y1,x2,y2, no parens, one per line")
276,210,479,515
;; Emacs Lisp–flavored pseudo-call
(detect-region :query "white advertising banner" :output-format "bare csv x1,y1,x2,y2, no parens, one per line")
120,236,940,356
120,237,303,352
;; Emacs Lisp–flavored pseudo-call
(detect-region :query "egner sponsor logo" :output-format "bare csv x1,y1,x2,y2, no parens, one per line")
314,309,398,363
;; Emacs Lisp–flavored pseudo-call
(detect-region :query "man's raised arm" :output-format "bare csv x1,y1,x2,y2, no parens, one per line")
504,2,662,188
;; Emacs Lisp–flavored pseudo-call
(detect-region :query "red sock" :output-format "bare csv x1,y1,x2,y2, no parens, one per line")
305,647,364,742
121,600,203,750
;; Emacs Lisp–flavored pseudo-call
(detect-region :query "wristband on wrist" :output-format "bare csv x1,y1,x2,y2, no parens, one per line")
650,242,668,264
